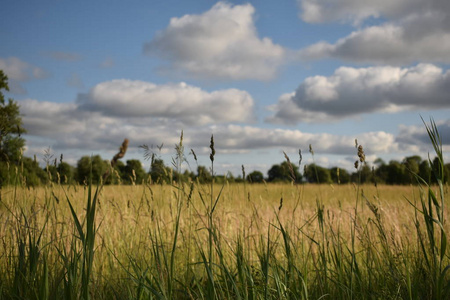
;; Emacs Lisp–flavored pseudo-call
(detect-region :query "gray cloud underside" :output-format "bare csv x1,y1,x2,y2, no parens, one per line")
268,64,450,124
19,92,405,160
299,0,450,64
21,96,398,157
397,119,450,148
20,96,446,170
299,0,450,24
144,2,287,80
76,79,255,126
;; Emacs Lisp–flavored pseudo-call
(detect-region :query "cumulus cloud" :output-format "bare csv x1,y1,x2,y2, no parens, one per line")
20,92,398,161
144,2,287,80
397,119,450,149
18,78,256,152
0,57,49,94
267,64,450,124
0,57,48,81
204,125,397,156
77,79,255,125
298,0,426,24
298,0,450,64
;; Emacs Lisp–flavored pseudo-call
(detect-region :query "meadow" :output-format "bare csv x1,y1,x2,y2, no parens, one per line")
0,122,449,299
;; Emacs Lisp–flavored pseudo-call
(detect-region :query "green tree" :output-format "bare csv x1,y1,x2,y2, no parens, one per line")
196,165,212,184
358,163,373,184
120,159,147,184
386,160,408,185
330,167,350,184
246,170,264,183
0,157,47,187
268,161,302,183
46,162,75,184
0,70,26,163
403,155,422,183
149,158,171,184
76,155,110,184
419,160,432,183
304,163,332,184
373,158,388,184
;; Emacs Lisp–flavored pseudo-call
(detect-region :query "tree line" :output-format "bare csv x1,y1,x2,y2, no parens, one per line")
1,70,448,187
2,150,448,187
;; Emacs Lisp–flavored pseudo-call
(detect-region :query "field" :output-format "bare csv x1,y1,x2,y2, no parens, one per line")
0,123,449,300
0,180,449,299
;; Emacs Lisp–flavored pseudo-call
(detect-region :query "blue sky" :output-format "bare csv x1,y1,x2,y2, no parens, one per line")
1,0,450,176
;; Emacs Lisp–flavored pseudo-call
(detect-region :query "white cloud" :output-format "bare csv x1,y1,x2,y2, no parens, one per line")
23,87,439,174
0,57,48,81
18,78,256,155
77,79,255,125
20,94,398,163
0,57,49,94
144,2,287,80
298,1,450,64
397,119,450,149
267,64,450,124
206,125,397,156
298,0,450,24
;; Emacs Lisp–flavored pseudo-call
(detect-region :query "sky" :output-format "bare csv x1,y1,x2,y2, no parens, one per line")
1,0,450,176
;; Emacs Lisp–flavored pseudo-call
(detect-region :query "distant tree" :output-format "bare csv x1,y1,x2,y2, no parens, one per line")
418,160,432,183
386,160,408,185
76,155,109,184
149,158,171,184
330,167,350,184
196,165,212,184
0,157,48,187
0,70,27,163
304,163,332,184
120,159,147,184
46,161,75,184
402,155,422,183
373,158,388,184
246,170,264,183
179,169,195,182
268,161,302,183
357,163,373,184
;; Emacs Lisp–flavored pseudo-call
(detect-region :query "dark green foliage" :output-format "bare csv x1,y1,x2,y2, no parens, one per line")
46,161,75,184
267,161,302,183
118,159,147,184
149,158,172,184
76,155,109,184
246,170,264,183
196,165,212,183
329,167,350,184
0,71,26,162
0,157,47,186
303,163,332,184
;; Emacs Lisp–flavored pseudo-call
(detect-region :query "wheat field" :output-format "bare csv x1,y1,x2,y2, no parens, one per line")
0,122,449,299
0,180,448,299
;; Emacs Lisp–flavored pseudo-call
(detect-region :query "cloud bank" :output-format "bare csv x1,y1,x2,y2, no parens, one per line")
299,0,450,64
268,64,450,124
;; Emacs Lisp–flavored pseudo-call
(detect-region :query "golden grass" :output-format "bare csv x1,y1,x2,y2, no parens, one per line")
2,182,446,255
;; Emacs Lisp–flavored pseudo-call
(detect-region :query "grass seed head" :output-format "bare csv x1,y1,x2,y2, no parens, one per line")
210,135,215,162
357,145,366,163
